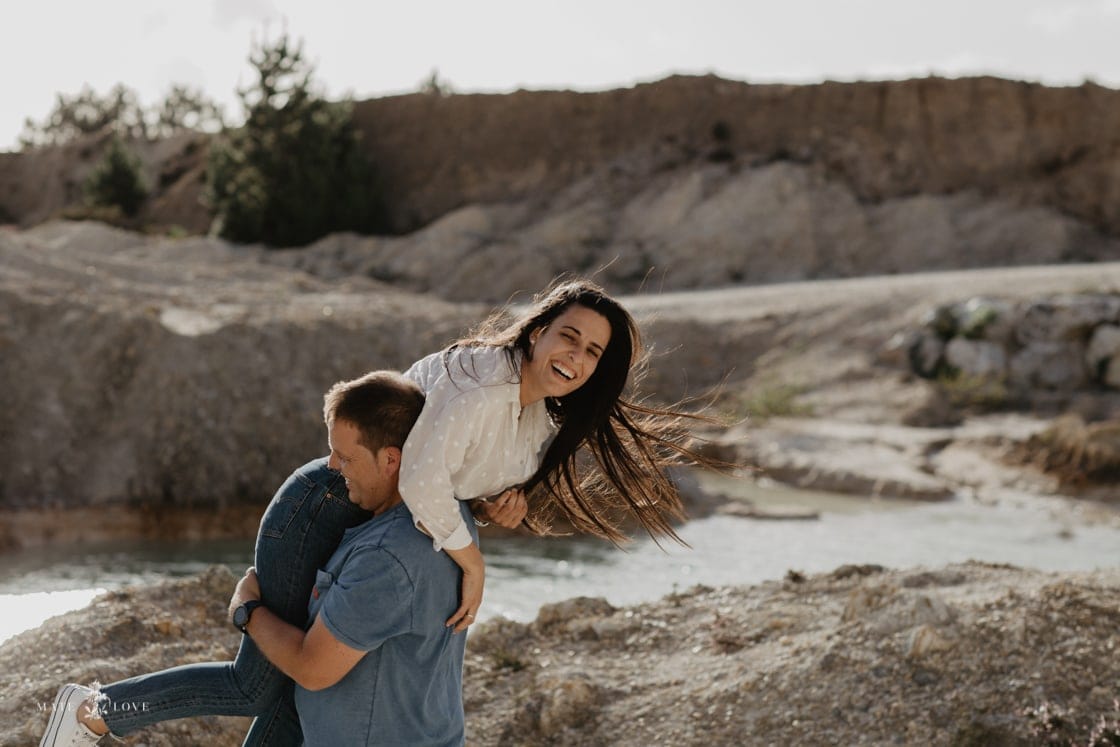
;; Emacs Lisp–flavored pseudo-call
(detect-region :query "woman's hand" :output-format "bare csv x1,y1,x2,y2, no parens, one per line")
444,542,485,633
473,488,529,529
446,565,484,633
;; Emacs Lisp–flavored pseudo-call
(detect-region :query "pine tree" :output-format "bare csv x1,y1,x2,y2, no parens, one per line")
84,136,148,217
206,33,382,246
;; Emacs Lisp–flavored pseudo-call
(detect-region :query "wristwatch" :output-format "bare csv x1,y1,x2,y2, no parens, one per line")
232,600,263,634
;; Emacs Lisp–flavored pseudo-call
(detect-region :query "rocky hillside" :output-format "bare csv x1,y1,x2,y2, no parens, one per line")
350,75,1120,237
3,562,1118,746
3,76,1120,301
0,222,470,544
4,219,1120,544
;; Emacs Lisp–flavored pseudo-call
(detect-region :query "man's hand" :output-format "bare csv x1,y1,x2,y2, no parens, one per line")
472,488,529,529
228,566,261,625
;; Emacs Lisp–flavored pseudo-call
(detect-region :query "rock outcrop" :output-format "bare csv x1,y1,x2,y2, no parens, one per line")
896,293,1120,404
349,75,1120,239
0,566,248,747
5,221,1120,544
4,76,1120,301
263,161,1118,303
0,222,470,539
3,563,1119,746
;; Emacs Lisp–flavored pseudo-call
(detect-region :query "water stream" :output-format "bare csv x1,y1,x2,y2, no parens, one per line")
3,476,1118,645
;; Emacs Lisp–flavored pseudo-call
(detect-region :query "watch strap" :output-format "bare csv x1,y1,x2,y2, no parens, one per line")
235,599,264,633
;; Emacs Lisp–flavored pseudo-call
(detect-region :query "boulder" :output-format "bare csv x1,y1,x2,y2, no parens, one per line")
944,337,1007,379
1086,324,1120,387
1009,342,1090,391
909,333,945,378
957,296,1015,343
1015,295,1120,345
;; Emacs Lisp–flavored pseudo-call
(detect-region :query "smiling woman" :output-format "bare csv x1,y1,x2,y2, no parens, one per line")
403,277,724,547
518,305,612,405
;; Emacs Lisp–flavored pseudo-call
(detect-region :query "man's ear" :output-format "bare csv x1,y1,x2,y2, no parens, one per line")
381,446,402,474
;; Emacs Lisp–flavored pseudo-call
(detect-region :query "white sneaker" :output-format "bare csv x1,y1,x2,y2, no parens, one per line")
39,684,103,746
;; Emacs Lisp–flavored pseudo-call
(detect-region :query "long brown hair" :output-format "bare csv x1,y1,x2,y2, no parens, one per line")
450,278,718,545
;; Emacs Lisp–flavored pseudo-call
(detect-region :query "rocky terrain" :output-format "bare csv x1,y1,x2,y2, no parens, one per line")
5,76,1120,302
2,72,1120,746
2,561,1119,746
3,218,1120,548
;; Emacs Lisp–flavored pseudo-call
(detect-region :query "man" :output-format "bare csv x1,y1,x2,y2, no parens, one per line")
41,371,482,747
226,371,477,746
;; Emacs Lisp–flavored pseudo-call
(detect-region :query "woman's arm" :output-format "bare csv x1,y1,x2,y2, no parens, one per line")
443,542,484,632
398,391,483,552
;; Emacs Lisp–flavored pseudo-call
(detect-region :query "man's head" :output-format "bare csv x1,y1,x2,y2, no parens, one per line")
323,371,425,513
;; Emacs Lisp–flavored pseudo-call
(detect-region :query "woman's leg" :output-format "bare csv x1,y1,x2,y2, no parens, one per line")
239,458,371,746
243,680,302,746
91,458,369,743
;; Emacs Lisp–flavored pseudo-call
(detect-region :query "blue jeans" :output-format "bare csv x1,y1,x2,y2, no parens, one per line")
98,457,371,746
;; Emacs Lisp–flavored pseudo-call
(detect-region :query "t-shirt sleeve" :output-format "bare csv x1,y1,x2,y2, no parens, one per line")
398,385,488,552
317,546,413,651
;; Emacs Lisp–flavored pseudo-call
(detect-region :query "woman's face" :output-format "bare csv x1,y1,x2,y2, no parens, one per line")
520,304,612,406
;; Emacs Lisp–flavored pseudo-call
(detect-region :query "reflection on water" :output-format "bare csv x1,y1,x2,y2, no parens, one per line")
3,479,1120,645
0,538,254,595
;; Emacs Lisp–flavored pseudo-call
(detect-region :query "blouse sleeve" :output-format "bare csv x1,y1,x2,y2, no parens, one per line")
398,386,488,552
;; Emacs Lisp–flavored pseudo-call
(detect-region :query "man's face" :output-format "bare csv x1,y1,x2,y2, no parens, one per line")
327,419,387,510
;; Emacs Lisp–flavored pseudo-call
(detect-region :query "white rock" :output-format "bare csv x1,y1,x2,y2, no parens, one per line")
945,337,1007,378
957,297,1015,343
1009,342,1089,390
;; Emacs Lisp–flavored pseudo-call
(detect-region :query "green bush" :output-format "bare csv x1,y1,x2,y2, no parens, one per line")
84,137,148,217
19,83,223,149
206,33,383,247
738,380,813,421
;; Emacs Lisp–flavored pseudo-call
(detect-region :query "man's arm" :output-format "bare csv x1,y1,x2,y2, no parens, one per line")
229,568,365,692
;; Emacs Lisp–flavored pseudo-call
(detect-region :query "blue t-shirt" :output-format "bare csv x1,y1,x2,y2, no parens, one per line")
294,500,476,746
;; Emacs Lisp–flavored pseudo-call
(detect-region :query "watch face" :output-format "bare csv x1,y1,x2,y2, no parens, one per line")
234,606,249,628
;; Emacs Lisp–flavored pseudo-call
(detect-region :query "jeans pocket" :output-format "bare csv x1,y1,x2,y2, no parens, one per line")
260,473,316,540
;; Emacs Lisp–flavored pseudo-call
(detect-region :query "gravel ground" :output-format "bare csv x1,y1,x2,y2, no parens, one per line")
3,561,1119,746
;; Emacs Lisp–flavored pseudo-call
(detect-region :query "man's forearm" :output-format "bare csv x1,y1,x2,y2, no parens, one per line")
244,607,321,690
229,568,363,690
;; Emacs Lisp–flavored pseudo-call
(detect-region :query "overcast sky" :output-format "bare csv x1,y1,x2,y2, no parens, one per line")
2,0,1119,150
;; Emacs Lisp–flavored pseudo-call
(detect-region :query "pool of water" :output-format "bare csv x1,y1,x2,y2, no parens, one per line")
3,478,1119,645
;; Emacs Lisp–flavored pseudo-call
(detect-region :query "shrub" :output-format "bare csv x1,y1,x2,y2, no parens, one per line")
935,370,1010,411
84,137,148,217
206,32,383,247
1018,415,1120,486
19,83,224,149
739,380,812,421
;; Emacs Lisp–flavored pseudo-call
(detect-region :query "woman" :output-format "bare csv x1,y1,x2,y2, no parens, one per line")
41,278,717,746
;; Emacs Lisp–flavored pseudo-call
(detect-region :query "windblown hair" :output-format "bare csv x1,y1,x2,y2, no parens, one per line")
450,278,719,545
323,371,425,453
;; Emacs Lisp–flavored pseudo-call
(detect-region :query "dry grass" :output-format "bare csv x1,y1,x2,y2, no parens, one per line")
1016,415,1120,487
